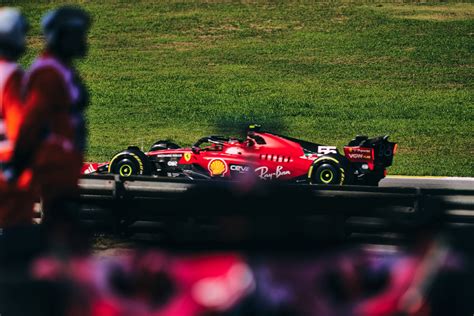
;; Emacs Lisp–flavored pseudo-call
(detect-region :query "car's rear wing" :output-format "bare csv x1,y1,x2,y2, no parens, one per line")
344,135,397,170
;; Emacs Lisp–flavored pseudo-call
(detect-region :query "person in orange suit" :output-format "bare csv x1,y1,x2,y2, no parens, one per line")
3,7,91,236
0,7,33,227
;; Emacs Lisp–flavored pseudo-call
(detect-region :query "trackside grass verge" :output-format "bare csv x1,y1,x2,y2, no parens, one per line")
10,1,474,176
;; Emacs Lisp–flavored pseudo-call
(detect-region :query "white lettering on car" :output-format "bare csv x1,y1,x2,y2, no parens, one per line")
156,154,183,158
167,160,178,167
317,146,337,155
254,165,291,180
230,165,250,173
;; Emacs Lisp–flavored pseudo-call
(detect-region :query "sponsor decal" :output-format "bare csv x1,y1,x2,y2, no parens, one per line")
83,164,97,174
347,153,372,160
254,165,291,180
156,153,183,158
167,160,178,167
300,154,319,160
345,147,372,160
225,147,241,155
230,165,251,173
208,159,228,176
347,147,371,154
184,152,192,162
317,146,337,155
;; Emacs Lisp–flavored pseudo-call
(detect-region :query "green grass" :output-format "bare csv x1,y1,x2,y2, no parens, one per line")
6,1,474,176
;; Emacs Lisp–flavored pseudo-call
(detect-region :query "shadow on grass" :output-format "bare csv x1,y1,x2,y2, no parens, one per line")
210,114,289,139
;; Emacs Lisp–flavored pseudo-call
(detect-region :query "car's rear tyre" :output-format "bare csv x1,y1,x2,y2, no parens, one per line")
315,163,340,184
149,140,180,152
109,148,151,176
309,155,352,185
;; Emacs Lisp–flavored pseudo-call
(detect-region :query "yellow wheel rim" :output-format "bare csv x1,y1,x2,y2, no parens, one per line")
320,169,334,184
119,164,133,176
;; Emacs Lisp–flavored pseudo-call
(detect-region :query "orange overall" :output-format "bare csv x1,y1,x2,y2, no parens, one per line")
0,59,34,227
11,52,86,219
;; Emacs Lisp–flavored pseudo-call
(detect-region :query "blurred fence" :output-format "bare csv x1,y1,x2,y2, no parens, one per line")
70,174,474,248
3,175,472,316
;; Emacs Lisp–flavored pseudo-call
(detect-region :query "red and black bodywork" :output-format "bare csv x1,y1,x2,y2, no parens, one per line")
83,125,397,186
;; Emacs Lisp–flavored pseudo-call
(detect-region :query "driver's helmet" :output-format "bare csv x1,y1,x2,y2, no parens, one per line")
0,7,28,60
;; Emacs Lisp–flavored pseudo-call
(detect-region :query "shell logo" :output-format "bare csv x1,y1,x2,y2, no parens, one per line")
208,159,227,176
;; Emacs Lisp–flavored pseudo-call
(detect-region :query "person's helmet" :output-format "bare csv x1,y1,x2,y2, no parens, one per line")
41,6,91,59
0,7,28,60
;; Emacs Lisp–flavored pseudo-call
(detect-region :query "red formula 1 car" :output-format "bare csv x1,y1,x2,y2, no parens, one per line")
83,125,397,186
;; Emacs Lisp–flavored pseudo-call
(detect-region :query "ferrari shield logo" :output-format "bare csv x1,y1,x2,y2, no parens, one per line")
184,152,192,162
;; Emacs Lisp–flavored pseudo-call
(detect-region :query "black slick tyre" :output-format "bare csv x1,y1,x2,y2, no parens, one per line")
108,148,151,176
309,154,352,185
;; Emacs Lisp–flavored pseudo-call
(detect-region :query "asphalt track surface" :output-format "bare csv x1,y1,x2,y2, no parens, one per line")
380,176,474,190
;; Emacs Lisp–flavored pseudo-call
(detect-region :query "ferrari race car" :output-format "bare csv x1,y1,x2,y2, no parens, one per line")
82,125,397,186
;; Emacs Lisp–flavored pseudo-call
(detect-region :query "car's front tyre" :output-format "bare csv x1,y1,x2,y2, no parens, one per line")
108,148,151,176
